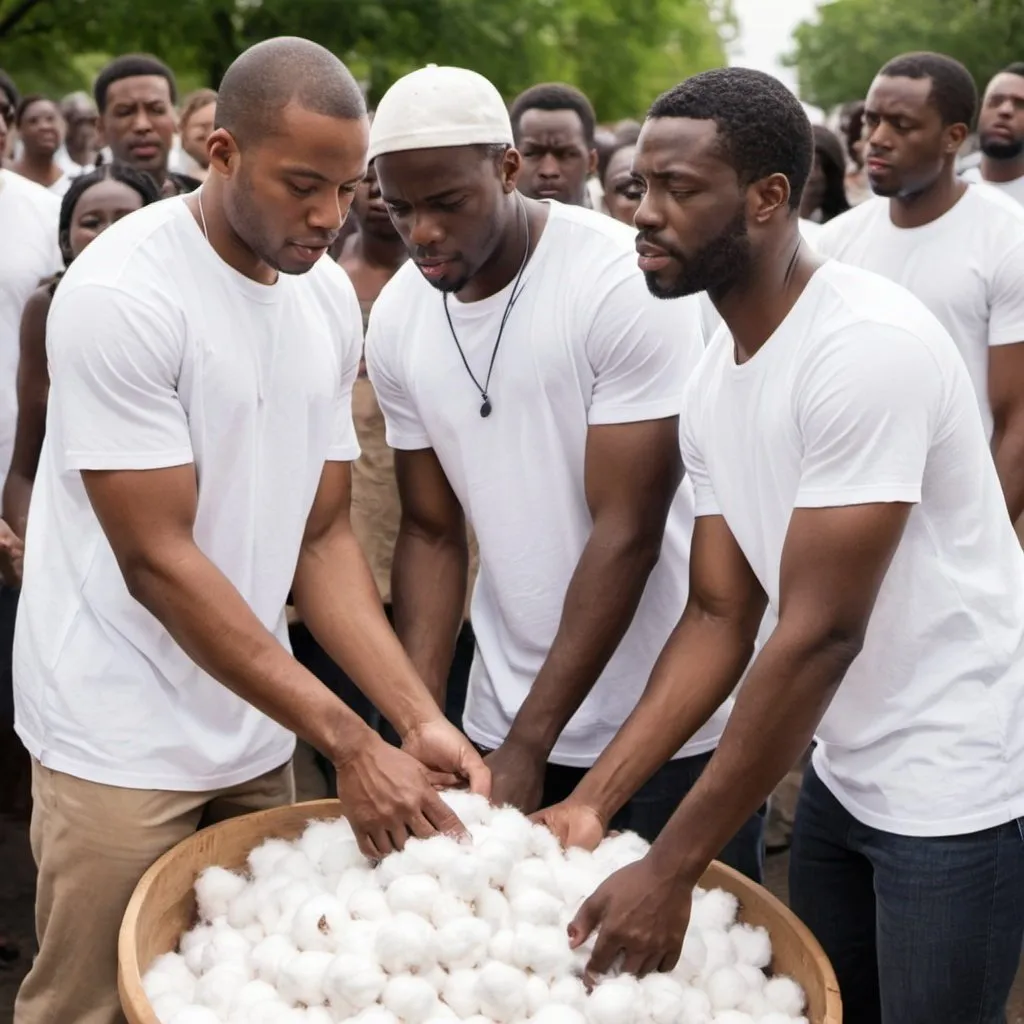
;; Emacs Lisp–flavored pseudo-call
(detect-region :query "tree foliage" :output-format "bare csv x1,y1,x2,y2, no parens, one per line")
0,0,735,120
787,0,1024,111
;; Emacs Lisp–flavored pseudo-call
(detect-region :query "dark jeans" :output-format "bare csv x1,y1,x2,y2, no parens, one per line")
539,749,766,883
0,586,30,818
790,764,1024,1024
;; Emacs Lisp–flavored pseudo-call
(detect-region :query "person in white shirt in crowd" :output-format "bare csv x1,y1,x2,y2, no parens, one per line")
538,66,1024,1024
8,96,70,195
176,88,217,182
365,65,764,876
56,90,98,175
12,38,488,1024
816,52,1024,528
963,62,1024,205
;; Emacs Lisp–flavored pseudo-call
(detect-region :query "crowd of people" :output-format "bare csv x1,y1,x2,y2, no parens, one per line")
0,33,1023,1024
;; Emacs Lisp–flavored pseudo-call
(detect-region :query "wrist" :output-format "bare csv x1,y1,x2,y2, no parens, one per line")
501,724,555,761
645,835,706,890
325,712,379,768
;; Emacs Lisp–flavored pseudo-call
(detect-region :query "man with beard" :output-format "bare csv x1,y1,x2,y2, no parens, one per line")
540,66,1024,1024
963,63,1024,205
93,54,201,196
815,52,1024,527
12,39,488,1024
365,65,764,872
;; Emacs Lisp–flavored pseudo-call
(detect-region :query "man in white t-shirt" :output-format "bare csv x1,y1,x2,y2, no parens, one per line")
816,51,1024,526
963,62,1024,205
365,65,764,875
12,39,488,1024
544,68,1024,1024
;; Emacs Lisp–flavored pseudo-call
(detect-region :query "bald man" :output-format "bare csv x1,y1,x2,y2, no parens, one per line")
12,38,488,1024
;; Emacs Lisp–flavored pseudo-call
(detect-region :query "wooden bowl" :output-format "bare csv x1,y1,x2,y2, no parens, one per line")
119,799,842,1023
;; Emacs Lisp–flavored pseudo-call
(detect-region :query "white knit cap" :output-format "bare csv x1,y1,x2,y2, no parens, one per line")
368,64,513,162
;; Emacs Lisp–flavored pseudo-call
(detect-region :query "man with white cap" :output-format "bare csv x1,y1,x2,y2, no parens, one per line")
365,65,764,872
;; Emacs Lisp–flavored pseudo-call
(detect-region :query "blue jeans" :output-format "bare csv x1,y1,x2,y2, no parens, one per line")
790,765,1024,1024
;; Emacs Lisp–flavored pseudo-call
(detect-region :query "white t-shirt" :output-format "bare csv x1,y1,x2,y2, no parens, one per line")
816,186,1024,439
683,260,1024,837
47,174,72,197
0,170,62,492
14,198,363,791
963,164,1024,206
367,202,727,767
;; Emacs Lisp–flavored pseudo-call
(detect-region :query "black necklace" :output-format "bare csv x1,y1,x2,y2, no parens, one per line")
442,197,531,418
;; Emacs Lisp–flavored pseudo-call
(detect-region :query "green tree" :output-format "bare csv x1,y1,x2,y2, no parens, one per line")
786,0,1024,111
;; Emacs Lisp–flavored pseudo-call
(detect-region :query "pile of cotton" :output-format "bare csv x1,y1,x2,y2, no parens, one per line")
143,792,809,1024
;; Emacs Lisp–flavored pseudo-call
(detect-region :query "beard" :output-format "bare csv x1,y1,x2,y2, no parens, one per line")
980,134,1024,160
640,206,753,300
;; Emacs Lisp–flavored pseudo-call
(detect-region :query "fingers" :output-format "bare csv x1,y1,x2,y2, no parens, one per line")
425,770,463,790
461,745,492,798
584,927,621,979
566,894,601,951
659,947,681,973
423,788,469,841
408,813,436,841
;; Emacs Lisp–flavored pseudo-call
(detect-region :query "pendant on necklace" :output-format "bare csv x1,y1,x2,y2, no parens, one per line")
480,397,492,418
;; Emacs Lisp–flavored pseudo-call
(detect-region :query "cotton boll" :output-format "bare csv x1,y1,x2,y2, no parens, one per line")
439,789,493,827
486,807,533,860
335,866,378,908
405,835,464,879
300,820,347,868
639,973,685,1024
549,975,587,1010
194,962,249,1018
701,930,736,977
712,1013,754,1024
248,838,295,879
591,832,650,878
504,858,559,902
475,838,517,889
320,838,366,887
227,884,262,931
705,966,749,1011
524,974,550,1015
252,934,300,986
169,1007,223,1024
304,1008,335,1024
151,992,189,1023
291,894,349,953
442,968,482,1018
488,928,516,964
323,953,387,1013
525,823,562,860
180,924,214,976
194,865,248,923
439,850,490,902
333,919,380,959
419,965,449,995
376,912,437,975
584,976,640,1024
200,926,252,973
144,953,195,1002
739,989,771,1017
231,1001,292,1024
271,881,320,936
531,1007,586,1024
734,962,767,995
382,974,441,1024
728,923,772,970
510,924,574,980
234,980,281,1013
676,929,706,982
764,976,806,1017
431,891,474,929
386,872,442,916
347,885,391,923
476,961,528,1023
476,889,512,932
278,951,334,1008
690,889,739,933
375,850,416,888
351,1009,400,1024
436,917,492,970
677,986,713,1024
467,821,492,846
509,889,562,928
759,1015,808,1024
279,849,321,884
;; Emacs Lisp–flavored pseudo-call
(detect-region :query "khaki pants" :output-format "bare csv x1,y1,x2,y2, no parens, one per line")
14,758,295,1024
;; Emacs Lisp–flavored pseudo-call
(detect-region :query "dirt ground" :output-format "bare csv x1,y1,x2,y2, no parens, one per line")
1,747,1022,1022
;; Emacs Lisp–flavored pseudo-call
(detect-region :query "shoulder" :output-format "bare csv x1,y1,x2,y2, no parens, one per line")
543,202,639,265
370,259,429,327
817,197,886,249
959,183,1024,252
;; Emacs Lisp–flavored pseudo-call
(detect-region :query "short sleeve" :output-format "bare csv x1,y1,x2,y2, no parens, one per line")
47,283,193,471
585,265,694,426
365,300,432,451
986,237,1024,348
679,374,721,518
326,282,363,462
794,324,940,507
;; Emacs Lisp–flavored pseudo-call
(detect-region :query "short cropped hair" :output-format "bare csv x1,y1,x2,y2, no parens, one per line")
879,52,978,127
94,54,177,112
509,83,597,146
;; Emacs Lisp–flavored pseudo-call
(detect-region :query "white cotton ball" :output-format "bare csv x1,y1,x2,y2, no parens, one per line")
347,885,391,922
764,975,806,1017
705,966,749,1011
144,953,195,1002
591,832,650,878
734,962,767,994
226,884,261,931
180,924,215,976
488,928,516,963
320,837,366,884
712,1013,754,1024
323,952,387,1014
234,979,281,1012
639,973,686,1024
150,992,189,1023
549,975,587,1010
509,888,562,928
375,850,416,888
486,807,534,860
585,976,640,1024
504,858,560,902
729,923,772,970
739,989,771,1017
405,835,464,878
467,822,492,848
760,1016,808,1024
439,789,493,827
386,872,443,916
335,866,379,907
510,923,574,980
532,1007,587,1024
476,889,513,932
701,929,736,976
230,1001,292,1024
376,912,437,974
677,986,713,1024
439,850,490,902
243,923,267,946
169,1008,222,1024
194,963,249,1018
442,968,482,1018
475,838,517,888
200,926,252,973
676,928,706,982
248,838,295,879
420,965,449,995
690,889,739,933
304,1008,335,1024
525,823,562,860
277,950,334,1008
351,1009,400,1024
270,881,320,935
430,891,474,929
290,894,349,952
279,849,321,884
436,916,492,970
382,974,440,1024
252,934,300,986
195,865,249,923
476,961,528,1023
299,820,346,867
333,919,381,959
524,974,550,1015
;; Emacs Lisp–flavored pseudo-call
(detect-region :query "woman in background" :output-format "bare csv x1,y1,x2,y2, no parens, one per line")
601,143,641,226
177,88,217,182
800,124,851,225
10,96,69,195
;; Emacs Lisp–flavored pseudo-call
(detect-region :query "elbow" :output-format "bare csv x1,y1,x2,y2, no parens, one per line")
599,517,666,578
784,620,867,676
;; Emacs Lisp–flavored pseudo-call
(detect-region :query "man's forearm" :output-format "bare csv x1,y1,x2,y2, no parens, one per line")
123,541,372,765
2,472,33,540
572,607,758,822
646,624,858,885
390,526,468,705
991,421,1024,522
504,523,662,757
